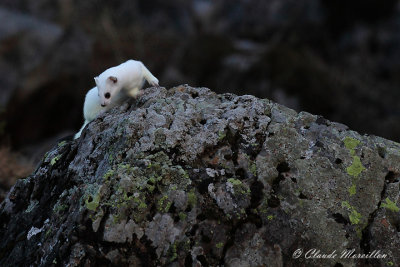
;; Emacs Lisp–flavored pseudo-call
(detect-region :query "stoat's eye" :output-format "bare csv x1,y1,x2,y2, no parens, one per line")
105,92,111,99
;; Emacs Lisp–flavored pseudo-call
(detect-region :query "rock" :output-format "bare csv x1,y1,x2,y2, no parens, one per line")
1,85,400,266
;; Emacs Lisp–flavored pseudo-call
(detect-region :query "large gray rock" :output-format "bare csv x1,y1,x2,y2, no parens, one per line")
0,85,399,266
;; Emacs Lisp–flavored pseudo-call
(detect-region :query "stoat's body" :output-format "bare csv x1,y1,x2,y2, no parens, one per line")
74,60,159,139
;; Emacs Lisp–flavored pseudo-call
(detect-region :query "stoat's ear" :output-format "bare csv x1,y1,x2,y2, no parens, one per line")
94,77,99,85
108,76,118,84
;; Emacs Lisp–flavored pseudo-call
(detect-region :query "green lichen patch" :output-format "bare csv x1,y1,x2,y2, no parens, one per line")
346,156,365,177
179,212,187,221
187,189,197,208
249,161,257,176
57,141,67,148
215,242,224,249
86,193,100,211
227,178,251,195
380,198,400,212
103,169,115,181
349,209,362,225
146,184,155,192
341,201,351,210
100,151,194,226
169,243,178,262
343,137,365,196
227,178,242,186
349,183,357,196
53,202,68,213
218,130,226,141
341,201,362,225
137,201,148,210
158,195,172,212
344,137,360,152
267,215,275,220
50,155,61,166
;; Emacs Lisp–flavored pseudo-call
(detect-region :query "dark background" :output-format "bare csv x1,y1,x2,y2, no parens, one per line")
1,0,400,190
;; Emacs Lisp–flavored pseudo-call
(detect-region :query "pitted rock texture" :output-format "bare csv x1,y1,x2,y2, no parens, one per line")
1,85,400,267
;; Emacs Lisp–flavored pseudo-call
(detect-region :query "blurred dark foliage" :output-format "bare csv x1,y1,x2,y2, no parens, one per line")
1,0,400,165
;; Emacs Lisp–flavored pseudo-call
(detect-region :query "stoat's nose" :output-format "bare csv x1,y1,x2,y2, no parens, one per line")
101,103,106,107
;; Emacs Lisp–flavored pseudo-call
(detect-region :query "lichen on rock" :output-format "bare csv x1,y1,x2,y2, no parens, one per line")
1,85,400,266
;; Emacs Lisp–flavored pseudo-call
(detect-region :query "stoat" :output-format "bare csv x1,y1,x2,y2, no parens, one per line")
95,59,159,107
74,60,158,139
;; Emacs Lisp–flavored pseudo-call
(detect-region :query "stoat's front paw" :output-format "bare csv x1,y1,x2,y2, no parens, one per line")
149,77,159,87
128,88,144,98
127,88,140,98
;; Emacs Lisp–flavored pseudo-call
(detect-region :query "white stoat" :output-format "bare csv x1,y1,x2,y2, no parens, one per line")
74,60,159,139
94,59,159,107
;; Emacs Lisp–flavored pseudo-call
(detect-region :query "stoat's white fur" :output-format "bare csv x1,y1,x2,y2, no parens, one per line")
74,60,159,139
94,59,159,107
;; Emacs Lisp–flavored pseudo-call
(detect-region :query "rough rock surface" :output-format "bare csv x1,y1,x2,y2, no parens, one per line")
1,85,400,266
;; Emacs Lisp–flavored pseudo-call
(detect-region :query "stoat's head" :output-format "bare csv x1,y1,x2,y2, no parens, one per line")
95,76,119,107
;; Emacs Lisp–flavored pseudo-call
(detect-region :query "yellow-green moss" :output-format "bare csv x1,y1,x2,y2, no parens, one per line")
381,198,400,212
267,215,275,220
